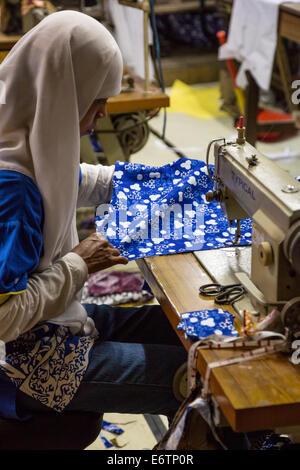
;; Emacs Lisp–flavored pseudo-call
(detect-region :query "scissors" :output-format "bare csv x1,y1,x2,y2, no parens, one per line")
199,283,245,305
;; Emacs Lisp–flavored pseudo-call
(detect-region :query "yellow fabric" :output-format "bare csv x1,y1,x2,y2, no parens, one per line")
0,291,24,305
168,79,227,120
0,295,10,305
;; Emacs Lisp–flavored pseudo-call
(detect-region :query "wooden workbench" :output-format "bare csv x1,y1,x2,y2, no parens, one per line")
278,2,300,43
0,32,21,63
220,0,300,41
107,90,169,114
137,252,300,433
0,32,21,49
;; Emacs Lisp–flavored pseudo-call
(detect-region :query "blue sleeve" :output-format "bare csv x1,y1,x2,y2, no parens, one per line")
79,166,82,186
0,171,44,296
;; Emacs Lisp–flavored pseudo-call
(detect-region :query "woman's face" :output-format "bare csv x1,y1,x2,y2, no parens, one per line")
80,98,107,136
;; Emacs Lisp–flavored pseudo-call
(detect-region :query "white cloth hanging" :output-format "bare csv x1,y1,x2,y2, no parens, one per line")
106,0,155,80
219,0,300,91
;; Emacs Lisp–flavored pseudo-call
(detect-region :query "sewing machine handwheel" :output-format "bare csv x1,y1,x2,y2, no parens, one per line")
112,112,149,159
284,221,300,275
281,297,300,334
172,362,188,403
258,242,273,266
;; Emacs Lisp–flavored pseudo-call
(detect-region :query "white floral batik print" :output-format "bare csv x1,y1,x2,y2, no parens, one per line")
95,158,252,260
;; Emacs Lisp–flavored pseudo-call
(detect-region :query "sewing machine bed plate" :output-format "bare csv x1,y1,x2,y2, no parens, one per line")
137,251,300,432
193,246,254,318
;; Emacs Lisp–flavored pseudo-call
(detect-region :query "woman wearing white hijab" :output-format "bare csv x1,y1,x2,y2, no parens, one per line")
0,11,186,425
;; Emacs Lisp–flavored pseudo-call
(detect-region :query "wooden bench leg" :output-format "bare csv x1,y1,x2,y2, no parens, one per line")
245,71,259,147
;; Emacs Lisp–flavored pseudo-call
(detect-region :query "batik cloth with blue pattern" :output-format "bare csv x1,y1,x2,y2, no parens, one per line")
260,433,293,450
102,420,124,435
95,158,252,260
1,322,94,417
177,309,238,340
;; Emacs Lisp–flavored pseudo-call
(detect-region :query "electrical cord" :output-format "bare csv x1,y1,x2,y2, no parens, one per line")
149,126,189,160
149,0,167,140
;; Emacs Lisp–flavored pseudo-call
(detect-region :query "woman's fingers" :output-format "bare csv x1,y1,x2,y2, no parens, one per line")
71,232,129,272
110,248,121,257
111,256,129,265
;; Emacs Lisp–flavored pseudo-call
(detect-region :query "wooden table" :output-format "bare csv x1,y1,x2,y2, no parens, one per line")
106,90,169,114
218,1,300,146
0,32,21,49
137,252,300,433
0,32,21,63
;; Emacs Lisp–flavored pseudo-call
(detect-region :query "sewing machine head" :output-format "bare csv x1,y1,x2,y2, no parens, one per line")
205,119,300,334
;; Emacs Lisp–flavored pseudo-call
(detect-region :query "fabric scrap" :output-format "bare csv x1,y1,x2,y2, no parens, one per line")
168,80,227,119
81,282,153,306
88,271,144,296
165,394,226,450
101,420,124,435
100,434,114,448
177,309,238,340
110,437,128,448
260,433,293,450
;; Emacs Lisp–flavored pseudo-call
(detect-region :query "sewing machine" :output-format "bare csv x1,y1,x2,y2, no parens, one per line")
201,119,300,336
137,119,300,434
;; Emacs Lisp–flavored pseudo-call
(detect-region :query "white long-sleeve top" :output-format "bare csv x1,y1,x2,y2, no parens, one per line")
0,163,115,344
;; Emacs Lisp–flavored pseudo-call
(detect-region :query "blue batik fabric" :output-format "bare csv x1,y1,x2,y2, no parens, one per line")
177,309,238,340
2,322,94,413
95,158,252,260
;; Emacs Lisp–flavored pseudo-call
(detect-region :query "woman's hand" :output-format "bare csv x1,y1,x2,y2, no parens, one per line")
71,233,128,274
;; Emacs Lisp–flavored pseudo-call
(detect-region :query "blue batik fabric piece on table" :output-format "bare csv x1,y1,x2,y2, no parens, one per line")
102,420,124,435
100,434,114,448
177,309,238,340
95,158,252,261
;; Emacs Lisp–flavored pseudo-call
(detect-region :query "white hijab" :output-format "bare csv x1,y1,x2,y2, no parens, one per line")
0,10,123,271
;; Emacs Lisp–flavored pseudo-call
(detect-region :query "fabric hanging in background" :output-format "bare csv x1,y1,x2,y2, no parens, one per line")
81,286,153,306
155,9,227,55
105,0,154,81
95,158,252,261
218,0,300,91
